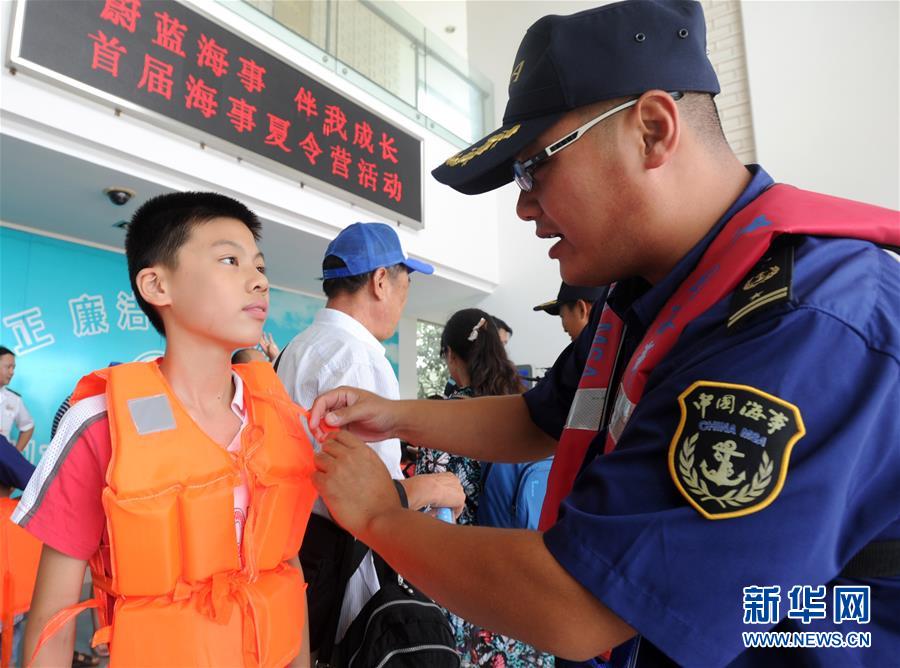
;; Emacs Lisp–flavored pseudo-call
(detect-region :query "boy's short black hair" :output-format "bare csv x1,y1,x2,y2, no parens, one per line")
126,192,261,335
321,255,406,300
0,346,14,357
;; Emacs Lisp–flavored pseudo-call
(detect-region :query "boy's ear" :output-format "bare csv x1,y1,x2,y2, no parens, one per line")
135,266,172,308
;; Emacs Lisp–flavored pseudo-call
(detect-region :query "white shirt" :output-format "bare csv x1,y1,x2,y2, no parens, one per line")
276,307,402,642
0,385,34,442
277,307,403,480
227,373,250,552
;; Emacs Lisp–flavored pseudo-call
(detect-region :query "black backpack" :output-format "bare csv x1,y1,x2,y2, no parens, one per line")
307,512,460,668
328,555,459,668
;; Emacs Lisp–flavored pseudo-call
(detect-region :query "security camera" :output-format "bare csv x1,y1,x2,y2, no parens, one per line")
104,187,136,206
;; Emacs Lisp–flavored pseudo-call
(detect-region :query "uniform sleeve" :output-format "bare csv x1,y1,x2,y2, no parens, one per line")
523,302,603,439
543,306,900,666
14,396,34,432
12,398,110,561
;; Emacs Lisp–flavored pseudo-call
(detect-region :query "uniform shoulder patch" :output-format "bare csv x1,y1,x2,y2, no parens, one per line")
727,240,794,332
668,381,805,520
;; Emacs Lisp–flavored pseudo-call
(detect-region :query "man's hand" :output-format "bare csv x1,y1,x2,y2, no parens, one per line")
16,426,34,452
401,472,466,519
308,387,401,443
259,332,280,361
313,430,402,537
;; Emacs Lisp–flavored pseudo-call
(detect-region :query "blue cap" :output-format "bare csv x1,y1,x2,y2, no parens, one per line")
322,222,435,279
433,0,720,195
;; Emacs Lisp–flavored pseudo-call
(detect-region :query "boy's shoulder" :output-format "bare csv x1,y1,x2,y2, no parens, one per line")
13,393,110,525
12,392,112,559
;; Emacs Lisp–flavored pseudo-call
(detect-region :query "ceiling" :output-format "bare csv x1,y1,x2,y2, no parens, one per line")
0,133,487,320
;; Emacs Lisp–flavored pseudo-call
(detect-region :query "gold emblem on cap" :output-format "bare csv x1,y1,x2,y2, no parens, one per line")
510,59,525,83
444,125,521,167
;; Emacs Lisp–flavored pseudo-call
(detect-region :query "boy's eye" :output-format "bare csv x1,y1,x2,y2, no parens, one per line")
220,256,238,266
257,265,267,275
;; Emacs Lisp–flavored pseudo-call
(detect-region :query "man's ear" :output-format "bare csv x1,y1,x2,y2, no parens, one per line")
135,266,172,308
371,267,389,301
634,90,680,170
576,299,590,319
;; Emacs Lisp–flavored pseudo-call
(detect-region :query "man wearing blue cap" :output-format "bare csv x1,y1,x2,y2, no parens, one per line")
308,2,900,666
276,222,464,654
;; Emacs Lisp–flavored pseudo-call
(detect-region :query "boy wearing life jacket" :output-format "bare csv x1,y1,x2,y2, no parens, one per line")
13,192,317,667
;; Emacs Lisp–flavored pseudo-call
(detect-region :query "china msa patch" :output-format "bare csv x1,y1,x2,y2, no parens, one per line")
669,381,805,520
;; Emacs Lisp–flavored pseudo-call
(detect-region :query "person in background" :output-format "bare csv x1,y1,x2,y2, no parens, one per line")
490,316,514,346
417,309,550,667
0,434,40,668
0,434,35,494
0,346,35,453
276,222,464,653
232,332,280,365
533,283,608,342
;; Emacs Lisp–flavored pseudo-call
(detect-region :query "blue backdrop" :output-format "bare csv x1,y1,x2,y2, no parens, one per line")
0,226,399,465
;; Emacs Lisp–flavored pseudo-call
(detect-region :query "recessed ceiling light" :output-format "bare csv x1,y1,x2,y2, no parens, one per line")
444,25,456,34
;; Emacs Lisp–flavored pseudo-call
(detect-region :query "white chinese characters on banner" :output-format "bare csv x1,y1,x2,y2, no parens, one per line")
116,290,149,331
69,293,110,337
1,306,56,355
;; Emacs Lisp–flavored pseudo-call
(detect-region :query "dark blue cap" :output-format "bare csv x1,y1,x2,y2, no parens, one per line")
533,282,608,315
322,222,435,279
433,0,720,195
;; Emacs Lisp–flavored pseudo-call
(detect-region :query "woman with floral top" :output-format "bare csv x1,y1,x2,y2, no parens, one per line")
417,309,553,667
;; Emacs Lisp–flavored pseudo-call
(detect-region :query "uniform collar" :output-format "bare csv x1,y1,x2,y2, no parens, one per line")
315,307,387,356
609,165,775,329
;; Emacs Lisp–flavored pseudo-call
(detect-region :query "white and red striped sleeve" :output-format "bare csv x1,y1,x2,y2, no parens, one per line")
12,394,111,560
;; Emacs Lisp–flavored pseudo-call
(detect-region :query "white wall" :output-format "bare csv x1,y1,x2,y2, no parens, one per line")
464,1,599,374
742,0,899,209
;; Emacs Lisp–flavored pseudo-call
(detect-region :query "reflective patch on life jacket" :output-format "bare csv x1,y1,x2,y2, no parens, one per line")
127,394,176,435
565,387,608,431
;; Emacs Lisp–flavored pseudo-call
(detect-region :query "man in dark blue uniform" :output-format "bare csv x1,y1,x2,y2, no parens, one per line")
308,1,900,666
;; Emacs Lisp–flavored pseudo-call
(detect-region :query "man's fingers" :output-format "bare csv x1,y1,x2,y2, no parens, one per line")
309,388,354,430
313,451,333,472
324,429,365,449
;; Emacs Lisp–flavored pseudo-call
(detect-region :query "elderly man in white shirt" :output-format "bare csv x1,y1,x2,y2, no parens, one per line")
277,222,464,652
0,346,34,452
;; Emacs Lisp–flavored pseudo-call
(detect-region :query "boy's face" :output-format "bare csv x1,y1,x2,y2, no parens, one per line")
160,217,268,349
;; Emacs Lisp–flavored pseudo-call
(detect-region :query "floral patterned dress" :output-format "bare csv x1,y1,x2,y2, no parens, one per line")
415,387,555,668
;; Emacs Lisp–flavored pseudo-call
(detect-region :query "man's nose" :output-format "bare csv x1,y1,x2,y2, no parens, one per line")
515,187,541,222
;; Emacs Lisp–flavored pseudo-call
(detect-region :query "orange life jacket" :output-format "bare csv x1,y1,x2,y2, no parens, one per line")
39,360,317,667
1,497,42,668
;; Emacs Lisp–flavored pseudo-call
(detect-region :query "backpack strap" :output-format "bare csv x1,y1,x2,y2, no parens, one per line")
315,481,410,667
839,541,900,579
315,530,369,667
